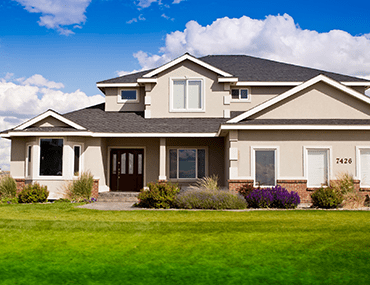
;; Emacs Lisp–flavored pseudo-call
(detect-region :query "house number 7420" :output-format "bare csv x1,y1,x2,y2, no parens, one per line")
336,158,352,164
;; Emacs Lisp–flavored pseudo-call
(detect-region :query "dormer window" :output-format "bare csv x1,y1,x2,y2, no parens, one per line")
231,88,250,101
170,78,204,112
118,89,138,103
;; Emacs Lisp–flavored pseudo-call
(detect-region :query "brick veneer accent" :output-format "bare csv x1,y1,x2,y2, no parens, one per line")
276,180,309,203
91,179,99,199
228,180,254,193
15,179,25,194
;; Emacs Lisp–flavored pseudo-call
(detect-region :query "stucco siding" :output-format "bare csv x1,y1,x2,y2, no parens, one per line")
237,130,370,181
251,82,370,119
104,87,145,112
10,138,26,178
148,60,228,118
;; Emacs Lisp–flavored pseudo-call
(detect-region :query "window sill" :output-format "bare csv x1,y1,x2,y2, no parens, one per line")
231,99,251,103
169,110,205,113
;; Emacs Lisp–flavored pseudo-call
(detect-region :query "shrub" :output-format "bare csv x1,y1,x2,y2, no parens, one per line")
0,175,17,198
18,183,49,203
190,175,219,191
237,183,256,199
311,187,343,209
174,188,247,209
64,171,94,201
245,186,300,209
341,192,364,209
331,172,355,195
0,197,18,204
137,182,180,209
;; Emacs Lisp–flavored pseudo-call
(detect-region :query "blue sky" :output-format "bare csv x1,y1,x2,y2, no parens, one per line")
1,0,370,170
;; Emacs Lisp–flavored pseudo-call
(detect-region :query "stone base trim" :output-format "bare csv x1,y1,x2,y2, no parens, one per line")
228,180,254,193
276,179,309,203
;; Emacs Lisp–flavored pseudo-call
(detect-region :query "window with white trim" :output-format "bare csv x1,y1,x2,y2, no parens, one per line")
254,149,276,187
307,149,329,187
169,148,206,179
73,145,81,176
26,145,32,177
231,88,250,101
359,148,370,187
171,79,204,111
118,89,138,103
39,139,63,176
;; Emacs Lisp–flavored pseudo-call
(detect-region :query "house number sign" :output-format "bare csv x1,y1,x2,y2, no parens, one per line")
336,158,352,164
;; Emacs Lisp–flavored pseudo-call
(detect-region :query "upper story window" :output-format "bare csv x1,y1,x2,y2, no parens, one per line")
171,78,204,112
231,88,250,102
118,89,138,103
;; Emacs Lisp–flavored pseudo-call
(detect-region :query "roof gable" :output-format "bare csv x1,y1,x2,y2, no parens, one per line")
228,75,370,123
142,53,233,78
14,110,86,131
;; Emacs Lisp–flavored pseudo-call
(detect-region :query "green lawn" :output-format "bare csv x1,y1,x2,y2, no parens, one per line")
0,204,369,285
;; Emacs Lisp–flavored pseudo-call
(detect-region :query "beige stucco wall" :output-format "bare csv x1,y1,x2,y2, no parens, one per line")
104,87,145,112
229,86,288,112
237,130,370,180
32,117,70,128
10,138,26,178
148,60,228,118
251,82,370,119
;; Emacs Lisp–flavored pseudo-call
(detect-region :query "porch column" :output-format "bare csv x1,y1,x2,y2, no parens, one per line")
159,138,167,181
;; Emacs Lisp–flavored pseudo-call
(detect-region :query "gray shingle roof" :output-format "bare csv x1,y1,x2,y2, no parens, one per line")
97,54,368,84
63,104,228,133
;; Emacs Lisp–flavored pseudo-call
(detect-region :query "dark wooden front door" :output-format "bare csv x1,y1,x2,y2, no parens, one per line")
110,149,144,192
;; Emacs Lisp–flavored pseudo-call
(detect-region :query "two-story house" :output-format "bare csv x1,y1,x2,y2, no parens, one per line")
2,53,370,202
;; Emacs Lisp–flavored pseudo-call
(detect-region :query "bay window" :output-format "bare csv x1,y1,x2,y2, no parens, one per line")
39,139,63,176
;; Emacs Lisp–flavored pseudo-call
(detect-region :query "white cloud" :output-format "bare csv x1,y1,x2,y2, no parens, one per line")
116,69,142,77
14,0,91,35
127,14,146,24
136,0,157,9
161,13,169,20
172,0,185,3
0,74,104,170
133,14,370,80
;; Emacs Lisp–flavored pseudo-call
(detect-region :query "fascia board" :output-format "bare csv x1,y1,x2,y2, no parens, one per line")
219,125,370,131
218,77,238,83
228,75,370,123
5,132,218,138
234,81,370,87
137,78,157,83
14,110,86,131
96,83,140,87
142,54,233,78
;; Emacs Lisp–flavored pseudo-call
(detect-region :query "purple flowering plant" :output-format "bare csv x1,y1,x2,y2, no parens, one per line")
245,185,300,209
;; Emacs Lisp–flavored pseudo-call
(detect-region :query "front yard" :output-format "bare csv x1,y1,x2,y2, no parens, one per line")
0,204,369,284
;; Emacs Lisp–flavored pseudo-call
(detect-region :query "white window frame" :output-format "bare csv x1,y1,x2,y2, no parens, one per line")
73,144,84,177
251,146,279,188
231,87,251,102
304,147,332,188
117,89,139,103
36,137,65,180
167,147,208,181
356,146,370,188
170,77,205,112
25,144,32,178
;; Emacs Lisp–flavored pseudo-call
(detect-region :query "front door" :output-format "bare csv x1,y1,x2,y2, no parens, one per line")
110,149,144,192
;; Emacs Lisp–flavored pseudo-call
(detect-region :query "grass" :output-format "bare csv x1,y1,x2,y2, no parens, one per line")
0,204,369,284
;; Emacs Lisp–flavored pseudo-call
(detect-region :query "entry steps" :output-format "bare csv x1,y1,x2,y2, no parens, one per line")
98,191,139,203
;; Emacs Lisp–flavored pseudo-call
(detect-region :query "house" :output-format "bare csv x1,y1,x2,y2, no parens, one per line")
1,53,370,202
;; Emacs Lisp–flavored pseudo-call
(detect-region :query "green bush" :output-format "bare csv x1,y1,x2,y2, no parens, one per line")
0,197,18,204
311,187,343,209
137,182,180,209
0,175,17,198
18,183,49,203
65,171,94,201
332,172,354,195
174,188,247,209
